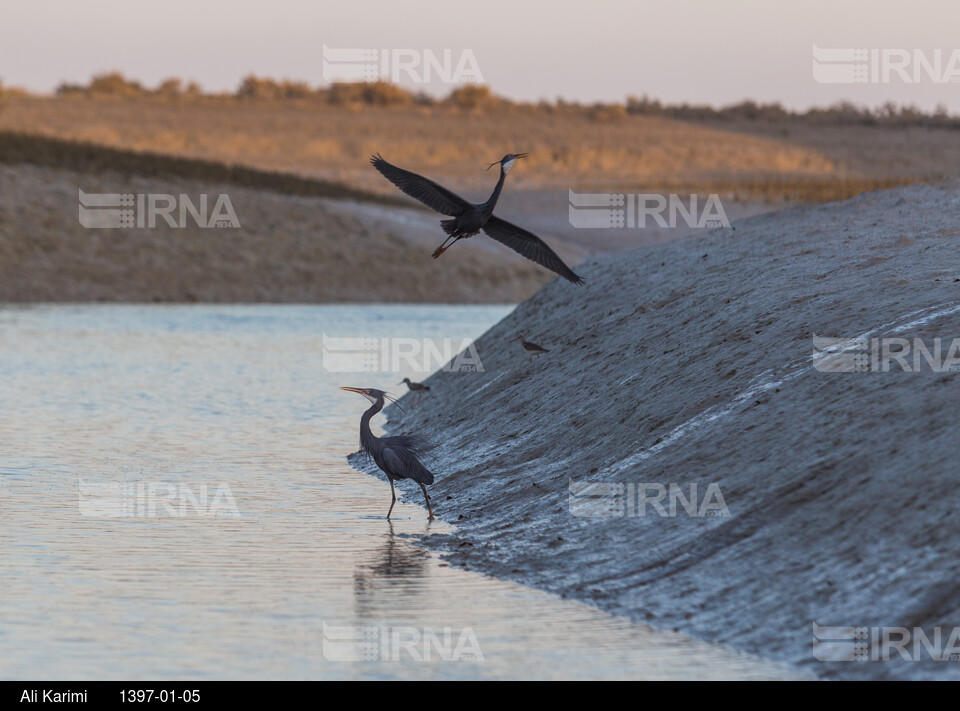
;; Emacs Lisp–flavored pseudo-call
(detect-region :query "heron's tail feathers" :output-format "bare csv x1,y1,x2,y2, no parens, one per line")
440,218,458,236
409,450,436,484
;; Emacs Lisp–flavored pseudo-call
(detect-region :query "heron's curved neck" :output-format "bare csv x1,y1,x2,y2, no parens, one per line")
482,166,508,214
359,398,384,452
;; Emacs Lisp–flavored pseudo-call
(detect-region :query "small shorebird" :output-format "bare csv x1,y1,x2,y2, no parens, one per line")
370,152,583,284
341,387,436,520
399,377,430,406
512,334,549,363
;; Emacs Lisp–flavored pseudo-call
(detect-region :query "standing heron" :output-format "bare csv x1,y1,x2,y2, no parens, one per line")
370,153,584,284
399,377,430,407
512,334,549,363
341,386,435,520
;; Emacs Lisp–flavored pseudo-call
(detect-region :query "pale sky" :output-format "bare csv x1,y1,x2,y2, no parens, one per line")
3,0,960,112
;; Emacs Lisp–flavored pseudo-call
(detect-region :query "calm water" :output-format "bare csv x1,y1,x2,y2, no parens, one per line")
0,304,802,680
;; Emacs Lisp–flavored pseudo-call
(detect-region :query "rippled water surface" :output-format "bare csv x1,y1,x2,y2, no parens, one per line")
0,304,803,679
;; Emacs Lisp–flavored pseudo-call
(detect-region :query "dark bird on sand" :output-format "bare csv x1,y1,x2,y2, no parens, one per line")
512,334,549,363
399,377,430,406
370,152,584,284
341,387,436,520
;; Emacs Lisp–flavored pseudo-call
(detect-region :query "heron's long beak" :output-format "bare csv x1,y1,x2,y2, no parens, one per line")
486,153,530,171
340,386,366,395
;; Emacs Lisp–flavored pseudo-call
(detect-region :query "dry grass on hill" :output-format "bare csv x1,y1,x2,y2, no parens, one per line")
2,90,944,202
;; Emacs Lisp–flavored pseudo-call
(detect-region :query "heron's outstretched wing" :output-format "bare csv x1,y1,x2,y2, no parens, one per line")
370,154,470,216
382,445,435,485
482,217,584,284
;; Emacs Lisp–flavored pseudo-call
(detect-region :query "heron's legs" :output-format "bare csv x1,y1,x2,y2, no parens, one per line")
387,479,397,520
432,235,462,259
418,483,434,520
435,233,457,251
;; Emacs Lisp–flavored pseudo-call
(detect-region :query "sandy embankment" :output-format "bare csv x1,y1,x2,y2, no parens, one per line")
0,162,560,303
358,182,960,680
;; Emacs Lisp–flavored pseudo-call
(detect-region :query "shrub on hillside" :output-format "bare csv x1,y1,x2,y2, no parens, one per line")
88,72,145,96
445,84,500,110
327,81,414,106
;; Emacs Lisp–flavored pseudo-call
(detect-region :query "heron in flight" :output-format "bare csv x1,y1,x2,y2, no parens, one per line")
341,387,436,520
399,377,430,407
512,334,549,363
370,153,584,284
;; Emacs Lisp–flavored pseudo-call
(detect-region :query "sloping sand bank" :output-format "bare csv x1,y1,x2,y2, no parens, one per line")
365,181,960,679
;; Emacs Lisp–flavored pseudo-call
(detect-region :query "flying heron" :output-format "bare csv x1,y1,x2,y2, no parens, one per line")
370,153,584,284
399,377,430,407
512,334,549,363
341,387,435,520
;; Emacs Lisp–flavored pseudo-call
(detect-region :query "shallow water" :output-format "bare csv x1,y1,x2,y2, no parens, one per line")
0,304,804,679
